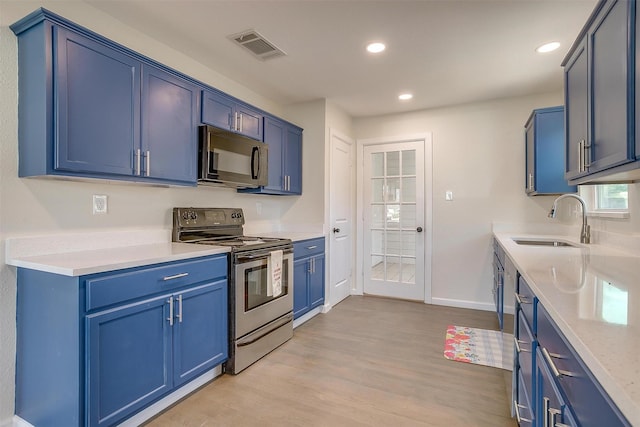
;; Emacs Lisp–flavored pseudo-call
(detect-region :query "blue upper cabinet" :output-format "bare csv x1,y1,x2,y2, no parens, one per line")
142,66,199,184
563,0,639,184
54,26,141,177
525,106,577,195
201,89,263,141
11,9,199,186
241,116,302,195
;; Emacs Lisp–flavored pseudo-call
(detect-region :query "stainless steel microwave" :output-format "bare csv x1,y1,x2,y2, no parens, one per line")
198,125,268,188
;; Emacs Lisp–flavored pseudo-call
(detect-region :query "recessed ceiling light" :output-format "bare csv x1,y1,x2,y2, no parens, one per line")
398,93,413,101
536,42,560,53
366,42,386,53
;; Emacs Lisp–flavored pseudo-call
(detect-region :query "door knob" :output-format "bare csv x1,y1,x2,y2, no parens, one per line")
333,227,340,233
416,227,423,232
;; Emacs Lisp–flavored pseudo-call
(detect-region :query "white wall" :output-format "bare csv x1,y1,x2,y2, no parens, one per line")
353,92,565,309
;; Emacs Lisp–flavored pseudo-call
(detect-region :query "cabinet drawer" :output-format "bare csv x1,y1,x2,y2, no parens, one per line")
85,255,227,311
516,310,535,399
537,304,629,427
293,238,325,258
516,277,536,332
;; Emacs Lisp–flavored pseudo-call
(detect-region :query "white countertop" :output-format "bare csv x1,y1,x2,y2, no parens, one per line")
7,242,230,276
258,231,325,242
494,232,640,424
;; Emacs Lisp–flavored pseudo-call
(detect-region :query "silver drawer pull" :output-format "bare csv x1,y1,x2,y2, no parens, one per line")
167,296,174,326
514,337,531,353
514,400,532,424
163,272,189,281
515,293,531,305
542,347,576,378
306,245,318,249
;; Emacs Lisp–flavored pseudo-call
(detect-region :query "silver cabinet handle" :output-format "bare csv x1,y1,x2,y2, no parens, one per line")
542,347,576,378
578,140,584,172
145,150,151,176
176,294,183,323
307,245,318,250
239,113,243,132
583,140,591,168
234,112,239,131
135,149,141,176
513,337,531,353
549,408,562,427
513,400,532,424
167,296,174,326
163,272,189,281
528,173,533,190
543,397,550,427
515,293,531,304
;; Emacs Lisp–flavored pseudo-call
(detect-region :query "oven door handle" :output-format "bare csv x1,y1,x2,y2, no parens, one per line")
236,250,293,262
237,313,293,347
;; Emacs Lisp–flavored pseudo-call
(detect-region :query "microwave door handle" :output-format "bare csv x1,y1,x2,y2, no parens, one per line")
251,146,260,180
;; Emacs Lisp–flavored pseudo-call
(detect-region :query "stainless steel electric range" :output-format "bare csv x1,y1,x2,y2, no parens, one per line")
172,207,293,374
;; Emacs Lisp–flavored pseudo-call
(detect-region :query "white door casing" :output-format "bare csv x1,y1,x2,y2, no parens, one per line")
356,134,433,303
329,129,354,307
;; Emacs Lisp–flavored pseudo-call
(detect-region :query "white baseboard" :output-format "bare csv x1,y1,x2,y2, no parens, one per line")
431,297,495,312
12,366,222,427
293,307,322,328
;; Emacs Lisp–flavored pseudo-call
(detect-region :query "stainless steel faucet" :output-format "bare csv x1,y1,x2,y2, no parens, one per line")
548,194,590,244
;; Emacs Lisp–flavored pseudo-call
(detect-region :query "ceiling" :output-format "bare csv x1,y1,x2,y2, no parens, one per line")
81,0,598,117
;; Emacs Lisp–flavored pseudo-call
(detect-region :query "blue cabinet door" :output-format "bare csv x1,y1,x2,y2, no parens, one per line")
236,104,264,141
285,126,303,195
173,281,228,387
54,26,140,176
86,295,172,427
525,107,577,195
293,258,309,318
309,255,325,309
588,0,634,173
142,66,199,184
536,348,577,427
264,117,286,192
201,90,264,140
564,38,588,181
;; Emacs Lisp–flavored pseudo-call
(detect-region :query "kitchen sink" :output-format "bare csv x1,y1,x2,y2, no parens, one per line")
512,239,579,248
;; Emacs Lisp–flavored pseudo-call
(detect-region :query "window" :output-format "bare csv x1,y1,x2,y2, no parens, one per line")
580,183,629,218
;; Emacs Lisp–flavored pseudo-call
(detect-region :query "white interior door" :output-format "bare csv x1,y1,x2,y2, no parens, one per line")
329,130,354,307
363,140,425,301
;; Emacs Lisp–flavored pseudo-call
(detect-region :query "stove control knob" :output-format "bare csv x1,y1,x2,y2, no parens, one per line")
190,211,198,220
182,212,189,220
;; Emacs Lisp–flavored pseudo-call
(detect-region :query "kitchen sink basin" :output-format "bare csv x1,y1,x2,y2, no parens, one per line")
512,239,579,248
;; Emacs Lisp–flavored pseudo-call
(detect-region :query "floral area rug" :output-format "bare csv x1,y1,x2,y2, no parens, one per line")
443,325,513,370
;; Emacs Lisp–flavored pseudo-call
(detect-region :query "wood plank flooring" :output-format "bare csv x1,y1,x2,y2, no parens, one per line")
144,296,516,427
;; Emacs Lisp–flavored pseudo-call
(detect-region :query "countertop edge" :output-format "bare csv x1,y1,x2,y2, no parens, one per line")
493,232,639,424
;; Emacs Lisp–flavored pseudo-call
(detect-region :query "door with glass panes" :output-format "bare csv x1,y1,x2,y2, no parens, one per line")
363,141,425,300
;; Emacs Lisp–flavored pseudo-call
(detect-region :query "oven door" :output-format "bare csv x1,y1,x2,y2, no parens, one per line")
234,248,293,338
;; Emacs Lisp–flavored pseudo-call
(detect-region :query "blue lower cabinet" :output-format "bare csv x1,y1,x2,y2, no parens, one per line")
536,348,577,427
86,296,172,426
15,255,228,427
293,238,325,319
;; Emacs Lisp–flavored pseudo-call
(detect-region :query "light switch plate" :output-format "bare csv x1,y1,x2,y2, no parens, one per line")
445,191,453,201
93,195,108,214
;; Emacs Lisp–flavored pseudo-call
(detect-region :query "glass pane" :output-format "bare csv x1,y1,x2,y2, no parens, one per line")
387,256,400,282
596,184,628,210
371,153,384,177
372,178,384,203
401,231,416,256
386,205,400,228
386,230,401,255
387,178,400,202
401,205,416,229
371,230,385,254
387,151,400,176
402,150,416,175
371,255,385,281
401,258,416,284
371,205,385,228
402,177,416,203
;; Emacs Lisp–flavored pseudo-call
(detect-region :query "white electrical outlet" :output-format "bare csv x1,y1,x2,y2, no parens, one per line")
93,195,108,214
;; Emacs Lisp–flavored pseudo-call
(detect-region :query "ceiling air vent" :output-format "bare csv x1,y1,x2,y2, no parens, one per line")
228,29,286,61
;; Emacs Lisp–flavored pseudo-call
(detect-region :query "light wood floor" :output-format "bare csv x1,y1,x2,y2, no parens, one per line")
145,296,516,427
